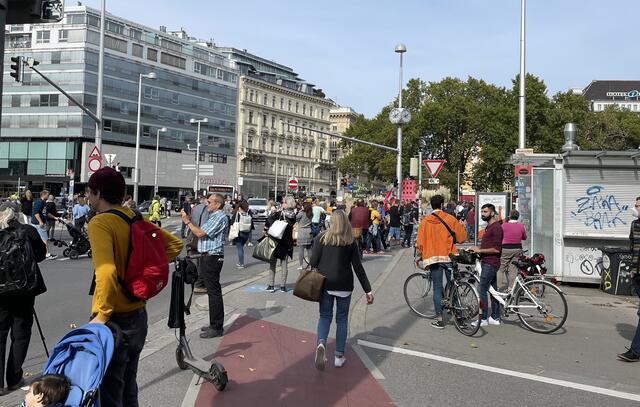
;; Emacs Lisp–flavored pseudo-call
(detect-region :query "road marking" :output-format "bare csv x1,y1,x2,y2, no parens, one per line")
357,339,640,402
266,300,276,309
179,313,240,407
351,343,386,380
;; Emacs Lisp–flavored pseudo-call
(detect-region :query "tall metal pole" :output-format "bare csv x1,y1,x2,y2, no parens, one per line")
133,74,143,203
0,0,8,132
518,0,526,149
153,127,166,195
274,153,278,201
457,171,461,202
195,121,201,195
396,52,403,201
95,0,106,151
417,150,422,209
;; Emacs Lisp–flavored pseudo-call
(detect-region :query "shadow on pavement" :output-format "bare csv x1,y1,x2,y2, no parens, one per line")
616,322,637,342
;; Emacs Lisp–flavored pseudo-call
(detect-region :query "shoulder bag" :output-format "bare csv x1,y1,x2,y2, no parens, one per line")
228,213,240,241
268,212,288,240
252,235,277,262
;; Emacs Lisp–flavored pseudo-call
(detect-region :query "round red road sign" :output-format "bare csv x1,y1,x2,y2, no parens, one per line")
288,178,298,190
88,157,102,172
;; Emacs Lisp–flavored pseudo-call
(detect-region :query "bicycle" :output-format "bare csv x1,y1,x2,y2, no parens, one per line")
404,254,481,336
467,251,568,334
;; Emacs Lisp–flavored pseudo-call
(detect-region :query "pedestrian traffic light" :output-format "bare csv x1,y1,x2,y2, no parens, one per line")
10,56,23,82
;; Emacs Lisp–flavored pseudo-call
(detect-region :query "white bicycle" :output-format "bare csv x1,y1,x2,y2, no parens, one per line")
466,251,568,334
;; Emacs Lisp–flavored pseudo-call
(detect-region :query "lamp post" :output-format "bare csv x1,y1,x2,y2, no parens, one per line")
133,72,157,203
274,145,282,201
153,127,167,196
395,43,406,201
190,118,208,195
518,0,526,149
94,0,106,151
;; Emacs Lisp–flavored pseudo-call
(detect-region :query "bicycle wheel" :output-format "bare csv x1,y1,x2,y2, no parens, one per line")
514,280,567,334
450,281,481,336
403,272,434,318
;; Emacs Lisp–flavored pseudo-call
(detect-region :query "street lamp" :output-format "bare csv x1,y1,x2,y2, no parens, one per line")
395,43,407,201
153,127,167,195
190,117,208,195
133,71,157,203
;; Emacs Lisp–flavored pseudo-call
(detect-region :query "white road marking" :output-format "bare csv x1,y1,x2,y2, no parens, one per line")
351,343,386,380
266,300,276,309
357,339,640,402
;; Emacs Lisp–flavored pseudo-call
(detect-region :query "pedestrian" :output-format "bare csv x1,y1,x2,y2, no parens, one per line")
186,196,209,294
86,167,182,406
31,190,57,259
369,200,384,253
311,198,325,237
311,210,374,370
159,196,166,218
296,201,314,270
44,195,59,242
0,201,48,395
72,196,90,231
348,199,370,255
181,196,192,238
264,196,296,292
166,199,172,216
415,195,467,329
22,374,70,407
20,190,33,223
618,196,640,362
149,195,161,227
467,204,476,241
470,203,503,327
232,200,252,269
498,210,527,292
387,201,402,246
181,194,228,339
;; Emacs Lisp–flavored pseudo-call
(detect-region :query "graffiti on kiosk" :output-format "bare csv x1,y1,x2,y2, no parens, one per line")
570,185,630,230
565,247,603,277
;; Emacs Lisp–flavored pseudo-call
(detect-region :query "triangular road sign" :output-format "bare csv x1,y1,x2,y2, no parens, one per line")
89,146,101,159
423,160,446,178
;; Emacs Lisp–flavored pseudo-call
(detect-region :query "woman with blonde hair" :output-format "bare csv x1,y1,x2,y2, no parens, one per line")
310,210,374,370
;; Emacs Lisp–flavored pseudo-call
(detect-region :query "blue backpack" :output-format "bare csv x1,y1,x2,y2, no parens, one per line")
43,323,116,407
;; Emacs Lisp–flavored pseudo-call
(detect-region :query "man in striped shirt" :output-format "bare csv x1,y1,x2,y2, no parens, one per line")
619,197,640,362
181,193,228,339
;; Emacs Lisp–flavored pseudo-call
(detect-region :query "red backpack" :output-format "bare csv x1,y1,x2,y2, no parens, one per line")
108,209,169,301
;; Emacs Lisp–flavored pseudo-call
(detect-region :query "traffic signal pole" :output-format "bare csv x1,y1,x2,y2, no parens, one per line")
0,0,8,133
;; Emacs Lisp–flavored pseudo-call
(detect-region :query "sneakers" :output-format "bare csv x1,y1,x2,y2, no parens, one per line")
280,286,287,292
266,285,276,293
46,253,58,260
236,263,245,269
618,349,640,362
247,242,254,247
431,320,445,329
334,355,347,368
315,343,327,370
488,317,501,326
297,266,304,270
471,319,489,328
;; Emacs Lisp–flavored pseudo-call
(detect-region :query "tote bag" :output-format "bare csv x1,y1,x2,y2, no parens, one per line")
252,235,277,262
268,219,288,240
228,214,240,241
293,268,325,302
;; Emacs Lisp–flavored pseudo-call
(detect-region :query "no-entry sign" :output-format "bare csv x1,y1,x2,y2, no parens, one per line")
288,178,298,190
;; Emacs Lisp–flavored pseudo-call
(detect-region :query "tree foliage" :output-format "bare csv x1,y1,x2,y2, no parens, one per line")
337,74,640,193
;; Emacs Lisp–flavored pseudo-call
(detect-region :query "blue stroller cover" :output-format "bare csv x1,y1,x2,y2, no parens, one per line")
43,323,115,407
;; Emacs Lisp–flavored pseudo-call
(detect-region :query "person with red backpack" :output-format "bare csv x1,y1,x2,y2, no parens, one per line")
86,167,182,407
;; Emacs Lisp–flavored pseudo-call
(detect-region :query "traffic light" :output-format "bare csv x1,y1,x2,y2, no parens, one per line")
10,56,23,82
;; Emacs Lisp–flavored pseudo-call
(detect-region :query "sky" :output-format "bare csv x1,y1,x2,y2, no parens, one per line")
82,0,639,118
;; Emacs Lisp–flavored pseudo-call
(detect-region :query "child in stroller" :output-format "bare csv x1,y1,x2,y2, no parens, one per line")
51,218,91,260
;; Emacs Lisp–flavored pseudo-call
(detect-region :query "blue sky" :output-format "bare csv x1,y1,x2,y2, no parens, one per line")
83,0,639,118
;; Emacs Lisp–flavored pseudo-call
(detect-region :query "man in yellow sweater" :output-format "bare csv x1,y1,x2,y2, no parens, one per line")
86,167,182,407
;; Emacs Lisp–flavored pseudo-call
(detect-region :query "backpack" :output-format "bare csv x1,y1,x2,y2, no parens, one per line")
238,212,252,232
107,210,169,301
401,212,411,225
0,227,39,296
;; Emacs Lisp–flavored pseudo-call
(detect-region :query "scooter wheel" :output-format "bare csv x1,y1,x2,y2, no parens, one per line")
69,250,79,260
63,248,71,257
87,250,92,258
176,347,188,370
208,363,228,391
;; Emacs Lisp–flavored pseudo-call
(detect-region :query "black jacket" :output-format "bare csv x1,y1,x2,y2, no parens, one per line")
265,209,296,260
310,236,372,293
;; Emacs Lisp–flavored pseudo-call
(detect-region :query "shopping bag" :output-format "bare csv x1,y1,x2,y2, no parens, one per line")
293,268,326,302
252,235,277,262
268,219,288,239
228,221,239,241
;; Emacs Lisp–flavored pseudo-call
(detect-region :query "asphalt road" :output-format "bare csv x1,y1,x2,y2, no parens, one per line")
20,216,270,378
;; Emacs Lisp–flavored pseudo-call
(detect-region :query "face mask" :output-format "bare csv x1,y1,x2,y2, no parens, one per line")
633,207,639,218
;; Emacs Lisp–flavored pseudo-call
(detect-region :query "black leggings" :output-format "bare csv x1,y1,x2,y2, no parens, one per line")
403,225,413,246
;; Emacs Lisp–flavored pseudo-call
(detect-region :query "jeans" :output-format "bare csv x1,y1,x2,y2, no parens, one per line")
201,255,225,330
630,276,640,355
100,308,148,407
388,227,401,241
317,290,352,356
479,263,501,320
430,263,452,317
235,232,249,266
0,295,34,388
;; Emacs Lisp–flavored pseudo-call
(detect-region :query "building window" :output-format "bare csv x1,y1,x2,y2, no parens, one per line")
143,125,150,137
11,95,20,107
172,93,179,105
160,38,182,53
309,106,313,117
129,28,142,40
280,98,284,109
147,48,158,61
106,21,124,35
144,87,159,100
248,111,254,124
288,100,292,111
272,96,276,107
321,109,325,119
51,51,61,64
295,102,299,113
303,104,306,115
39,94,59,107
103,119,112,132
263,94,268,105
332,125,338,131
36,31,50,44
104,35,127,53
58,30,68,42
247,135,253,147
263,114,267,126
271,116,276,129
160,52,186,69
132,43,143,58
249,90,254,102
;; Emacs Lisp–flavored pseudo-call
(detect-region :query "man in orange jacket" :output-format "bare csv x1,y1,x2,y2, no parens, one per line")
416,194,467,329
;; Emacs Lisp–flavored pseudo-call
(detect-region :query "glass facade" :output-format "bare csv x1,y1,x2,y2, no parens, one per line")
1,5,238,184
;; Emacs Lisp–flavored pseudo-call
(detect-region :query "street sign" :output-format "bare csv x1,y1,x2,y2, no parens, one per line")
88,157,102,172
428,178,440,185
237,176,244,186
104,153,116,166
423,160,445,178
288,178,298,190
89,146,101,159
515,148,534,155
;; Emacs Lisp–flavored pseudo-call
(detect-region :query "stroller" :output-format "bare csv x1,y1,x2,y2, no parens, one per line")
42,323,120,407
52,218,92,260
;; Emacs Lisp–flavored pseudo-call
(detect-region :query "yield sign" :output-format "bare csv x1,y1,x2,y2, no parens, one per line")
89,146,101,159
423,160,446,178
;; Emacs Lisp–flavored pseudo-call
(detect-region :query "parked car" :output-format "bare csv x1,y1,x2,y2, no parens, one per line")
137,200,151,213
248,198,268,221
